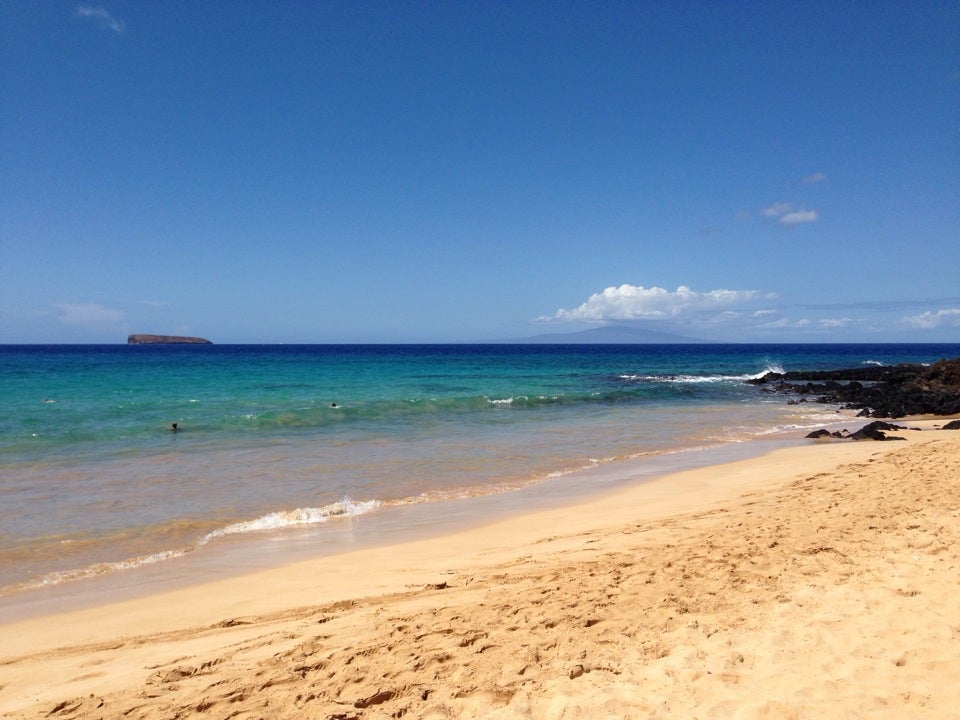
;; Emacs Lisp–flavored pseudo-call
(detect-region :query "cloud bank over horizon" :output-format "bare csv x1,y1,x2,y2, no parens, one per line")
539,284,771,324
537,283,960,342
904,309,960,330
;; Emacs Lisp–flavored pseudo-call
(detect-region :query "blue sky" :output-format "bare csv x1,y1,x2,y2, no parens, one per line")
2,1,958,343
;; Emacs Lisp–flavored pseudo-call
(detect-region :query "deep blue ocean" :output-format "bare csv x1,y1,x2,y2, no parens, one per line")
2,343,957,598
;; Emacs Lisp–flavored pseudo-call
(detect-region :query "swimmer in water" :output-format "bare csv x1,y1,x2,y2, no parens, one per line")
170,422,179,431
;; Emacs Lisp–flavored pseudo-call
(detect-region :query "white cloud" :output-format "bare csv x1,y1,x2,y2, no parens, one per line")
763,202,794,218
802,172,828,184
762,203,820,225
56,303,124,328
540,284,768,323
76,6,125,33
780,209,820,224
753,315,812,330
763,202,819,225
902,308,960,329
818,317,854,328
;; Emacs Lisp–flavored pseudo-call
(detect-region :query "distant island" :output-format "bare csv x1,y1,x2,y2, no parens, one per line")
127,334,212,345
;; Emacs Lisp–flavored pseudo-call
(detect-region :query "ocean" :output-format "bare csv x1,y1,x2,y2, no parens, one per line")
2,343,957,605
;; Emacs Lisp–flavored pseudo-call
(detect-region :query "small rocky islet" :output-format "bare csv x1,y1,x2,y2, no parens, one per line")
127,334,212,345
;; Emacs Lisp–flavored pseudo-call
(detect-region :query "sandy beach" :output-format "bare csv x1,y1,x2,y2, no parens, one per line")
3,423,960,719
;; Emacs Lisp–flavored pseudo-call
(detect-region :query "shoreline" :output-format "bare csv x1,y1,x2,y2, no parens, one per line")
0,426,818,620
4,420,960,717
1,399,817,605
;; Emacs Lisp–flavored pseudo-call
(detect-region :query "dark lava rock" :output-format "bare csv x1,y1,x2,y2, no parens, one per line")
847,421,907,441
805,429,844,439
750,358,960,418
747,364,927,385
805,421,907,441
942,419,960,430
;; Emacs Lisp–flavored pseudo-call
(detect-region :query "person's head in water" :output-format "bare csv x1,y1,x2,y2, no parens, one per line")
170,422,178,431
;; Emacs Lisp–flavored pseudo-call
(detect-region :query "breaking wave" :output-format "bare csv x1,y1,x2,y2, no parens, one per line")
203,498,380,541
619,363,785,385
10,497,381,594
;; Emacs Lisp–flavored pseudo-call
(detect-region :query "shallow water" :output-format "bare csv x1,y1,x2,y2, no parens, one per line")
2,343,956,597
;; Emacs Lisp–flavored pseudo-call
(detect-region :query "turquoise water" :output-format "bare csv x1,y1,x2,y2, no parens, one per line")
2,343,957,596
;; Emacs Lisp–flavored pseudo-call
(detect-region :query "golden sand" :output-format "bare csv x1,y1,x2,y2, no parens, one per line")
3,424,960,719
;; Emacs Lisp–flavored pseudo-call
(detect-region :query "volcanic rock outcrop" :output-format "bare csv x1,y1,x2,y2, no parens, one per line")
749,358,960,418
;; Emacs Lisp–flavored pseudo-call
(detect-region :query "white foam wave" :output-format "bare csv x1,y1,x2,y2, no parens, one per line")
17,548,190,593
12,498,381,595
861,360,885,366
203,498,380,541
619,363,784,385
748,363,785,378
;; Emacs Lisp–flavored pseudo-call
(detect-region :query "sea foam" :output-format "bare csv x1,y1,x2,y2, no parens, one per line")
11,497,381,594
619,363,785,385
203,498,381,541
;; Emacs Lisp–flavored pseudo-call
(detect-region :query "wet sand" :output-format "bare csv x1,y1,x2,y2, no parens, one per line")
3,422,960,718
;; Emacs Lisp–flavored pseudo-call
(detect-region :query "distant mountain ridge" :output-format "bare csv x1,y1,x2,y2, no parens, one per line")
504,325,701,344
